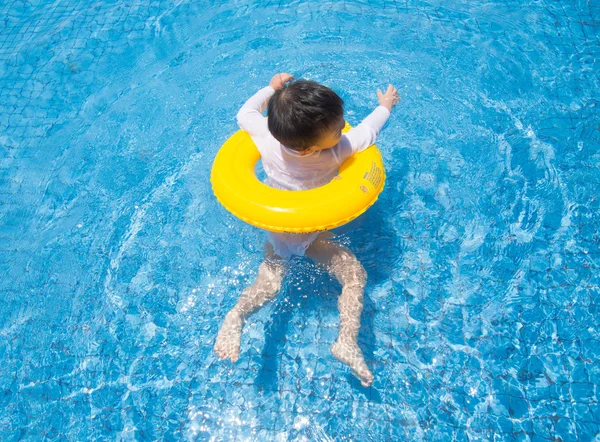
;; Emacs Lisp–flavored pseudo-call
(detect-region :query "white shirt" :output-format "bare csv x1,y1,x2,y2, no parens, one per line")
237,86,390,191
236,85,391,258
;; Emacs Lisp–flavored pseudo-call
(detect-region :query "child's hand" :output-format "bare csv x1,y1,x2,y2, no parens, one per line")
270,73,294,91
377,84,400,112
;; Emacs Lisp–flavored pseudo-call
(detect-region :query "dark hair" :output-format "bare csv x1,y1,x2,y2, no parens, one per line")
267,80,344,151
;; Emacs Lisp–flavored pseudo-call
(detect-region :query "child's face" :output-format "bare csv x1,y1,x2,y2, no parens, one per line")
302,118,345,155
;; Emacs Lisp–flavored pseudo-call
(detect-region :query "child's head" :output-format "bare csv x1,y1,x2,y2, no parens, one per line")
267,80,345,153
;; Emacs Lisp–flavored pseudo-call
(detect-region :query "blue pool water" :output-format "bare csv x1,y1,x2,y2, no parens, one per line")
1,0,600,440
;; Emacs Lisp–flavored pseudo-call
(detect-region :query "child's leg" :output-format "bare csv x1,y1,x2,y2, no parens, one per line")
214,242,286,362
305,236,373,387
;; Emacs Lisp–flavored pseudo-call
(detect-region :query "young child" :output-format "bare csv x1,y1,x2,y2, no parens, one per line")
214,73,399,387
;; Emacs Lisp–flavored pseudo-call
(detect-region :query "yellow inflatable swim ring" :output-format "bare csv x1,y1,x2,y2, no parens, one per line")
210,123,386,233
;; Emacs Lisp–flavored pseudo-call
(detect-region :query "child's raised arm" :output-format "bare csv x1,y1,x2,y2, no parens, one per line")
341,84,400,156
236,73,293,138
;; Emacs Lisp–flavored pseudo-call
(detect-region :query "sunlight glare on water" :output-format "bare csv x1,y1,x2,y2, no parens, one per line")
1,0,599,440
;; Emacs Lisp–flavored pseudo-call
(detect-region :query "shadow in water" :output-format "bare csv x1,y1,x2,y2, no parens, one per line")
254,287,293,391
255,262,327,390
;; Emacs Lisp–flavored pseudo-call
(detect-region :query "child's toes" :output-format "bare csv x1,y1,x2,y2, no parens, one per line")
359,371,374,387
353,366,373,387
229,344,241,362
214,342,229,360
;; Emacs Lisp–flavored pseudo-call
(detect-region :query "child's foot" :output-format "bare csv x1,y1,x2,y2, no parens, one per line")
331,338,374,387
214,310,243,363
